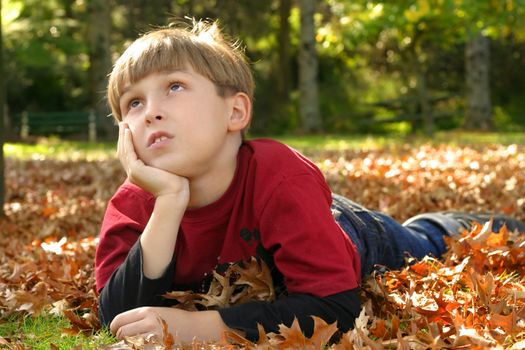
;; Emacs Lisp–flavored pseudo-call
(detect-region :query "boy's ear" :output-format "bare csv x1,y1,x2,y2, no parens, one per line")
228,92,251,132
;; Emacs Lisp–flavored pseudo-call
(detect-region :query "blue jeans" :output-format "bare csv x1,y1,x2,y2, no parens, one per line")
331,194,525,277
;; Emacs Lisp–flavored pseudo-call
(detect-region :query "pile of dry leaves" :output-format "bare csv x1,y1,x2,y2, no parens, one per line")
0,142,524,349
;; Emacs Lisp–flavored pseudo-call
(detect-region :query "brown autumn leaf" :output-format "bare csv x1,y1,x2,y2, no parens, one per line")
158,316,175,349
162,291,201,311
196,271,237,309
164,257,275,311
229,257,275,304
220,330,257,349
268,318,308,348
62,308,100,335
308,316,339,349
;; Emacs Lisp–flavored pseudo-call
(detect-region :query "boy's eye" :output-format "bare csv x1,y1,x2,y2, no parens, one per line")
170,83,184,92
129,99,141,109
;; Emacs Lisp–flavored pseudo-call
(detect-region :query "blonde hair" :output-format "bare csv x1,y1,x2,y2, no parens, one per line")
107,19,254,122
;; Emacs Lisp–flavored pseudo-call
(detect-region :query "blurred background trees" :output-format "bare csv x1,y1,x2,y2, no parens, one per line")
1,0,5,215
1,0,525,139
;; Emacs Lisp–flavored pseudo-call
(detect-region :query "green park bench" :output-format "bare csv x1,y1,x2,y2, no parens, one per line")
14,111,97,141
361,94,458,133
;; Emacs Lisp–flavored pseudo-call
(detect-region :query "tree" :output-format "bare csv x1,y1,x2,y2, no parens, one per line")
115,0,178,40
0,0,5,216
456,0,522,130
1,0,524,136
2,0,92,117
359,0,463,135
88,0,113,139
277,0,293,104
455,0,525,130
464,31,491,130
298,0,322,132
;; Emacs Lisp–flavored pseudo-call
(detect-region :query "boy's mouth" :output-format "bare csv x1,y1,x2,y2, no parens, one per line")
147,131,173,147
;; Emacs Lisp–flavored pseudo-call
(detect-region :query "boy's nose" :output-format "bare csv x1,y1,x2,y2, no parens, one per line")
146,115,163,122
145,114,163,124
144,104,165,124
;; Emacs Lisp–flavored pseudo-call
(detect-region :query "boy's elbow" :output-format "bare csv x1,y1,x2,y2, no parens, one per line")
97,286,120,327
98,297,113,327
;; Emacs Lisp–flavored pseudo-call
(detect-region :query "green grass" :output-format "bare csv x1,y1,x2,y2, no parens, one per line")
0,314,115,349
261,131,525,151
4,131,525,160
3,137,115,160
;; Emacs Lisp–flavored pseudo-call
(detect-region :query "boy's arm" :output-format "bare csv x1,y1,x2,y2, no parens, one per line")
98,239,175,325
118,123,189,278
110,306,229,342
98,123,190,324
100,234,360,340
218,289,361,340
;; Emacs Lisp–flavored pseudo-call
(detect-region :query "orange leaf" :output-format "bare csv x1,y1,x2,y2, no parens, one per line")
488,312,518,334
270,318,308,348
485,225,508,247
309,316,338,348
369,319,387,339
409,260,430,276
158,316,174,349
42,206,58,218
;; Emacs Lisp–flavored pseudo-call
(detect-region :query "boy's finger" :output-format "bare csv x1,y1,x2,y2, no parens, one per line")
110,309,149,336
123,127,137,161
109,309,133,335
117,123,134,161
117,122,126,159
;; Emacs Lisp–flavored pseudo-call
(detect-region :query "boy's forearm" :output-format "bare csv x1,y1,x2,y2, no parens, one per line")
218,289,361,341
140,194,187,279
98,241,176,326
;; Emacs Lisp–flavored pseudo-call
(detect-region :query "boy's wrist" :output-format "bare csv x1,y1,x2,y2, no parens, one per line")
155,192,189,209
191,310,231,340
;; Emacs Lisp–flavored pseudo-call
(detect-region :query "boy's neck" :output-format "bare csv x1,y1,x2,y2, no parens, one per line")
186,135,242,209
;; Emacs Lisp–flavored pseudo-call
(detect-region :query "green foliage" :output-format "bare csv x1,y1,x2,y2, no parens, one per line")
3,0,89,114
1,0,525,135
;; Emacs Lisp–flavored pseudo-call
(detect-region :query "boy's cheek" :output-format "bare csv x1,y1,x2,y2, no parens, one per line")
131,134,144,154
124,125,143,153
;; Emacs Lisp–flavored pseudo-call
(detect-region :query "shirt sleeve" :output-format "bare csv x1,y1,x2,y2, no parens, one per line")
218,289,361,341
98,241,177,326
95,182,155,292
95,182,164,325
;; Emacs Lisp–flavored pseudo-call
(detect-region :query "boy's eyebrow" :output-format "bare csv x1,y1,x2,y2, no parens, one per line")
120,68,190,95
121,85,132,95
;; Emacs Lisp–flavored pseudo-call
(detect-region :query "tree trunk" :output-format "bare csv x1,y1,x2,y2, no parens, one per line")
298,0,322,133
88,0,114,139
415,63,433,136
277,0,292,103
0,0,5,216
464,31,492,130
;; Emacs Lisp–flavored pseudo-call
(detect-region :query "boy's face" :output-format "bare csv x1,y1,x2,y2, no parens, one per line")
118,67,237,178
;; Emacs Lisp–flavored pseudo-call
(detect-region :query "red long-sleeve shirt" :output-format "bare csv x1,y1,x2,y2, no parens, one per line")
95,139,361,338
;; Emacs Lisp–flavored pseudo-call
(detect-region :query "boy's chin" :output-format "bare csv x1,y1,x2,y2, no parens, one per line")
146,160,185,176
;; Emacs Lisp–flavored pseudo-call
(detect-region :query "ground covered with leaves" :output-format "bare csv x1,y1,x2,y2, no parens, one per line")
0,141,524,349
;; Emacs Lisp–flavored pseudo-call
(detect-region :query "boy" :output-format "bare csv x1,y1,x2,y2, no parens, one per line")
95,20,525,342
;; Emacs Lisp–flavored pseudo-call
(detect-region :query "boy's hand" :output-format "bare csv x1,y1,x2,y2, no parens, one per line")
117,123,189,201
110,307,229,343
